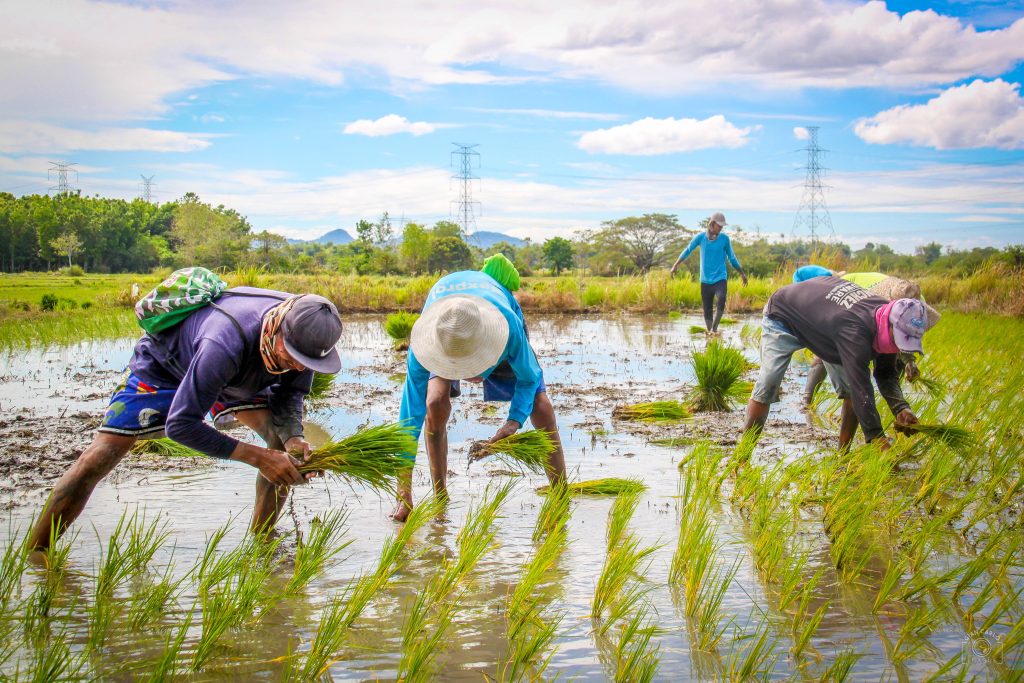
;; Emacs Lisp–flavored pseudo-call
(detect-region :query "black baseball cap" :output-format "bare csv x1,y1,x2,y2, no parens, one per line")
281,294,343,373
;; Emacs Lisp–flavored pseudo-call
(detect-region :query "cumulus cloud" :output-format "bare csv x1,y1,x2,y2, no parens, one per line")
794,126,810,140
4,1,1024,124
343,115,439,137
854,79,1024,150
578,116,757,155
0,122,214,154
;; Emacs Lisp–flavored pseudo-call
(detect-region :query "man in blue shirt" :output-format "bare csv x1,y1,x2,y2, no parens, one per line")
392,267,566,521
669,212,748,335
29,289,343,550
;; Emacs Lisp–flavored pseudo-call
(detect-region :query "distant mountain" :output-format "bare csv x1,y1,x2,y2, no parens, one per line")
465,231,527,248
311,229,353,245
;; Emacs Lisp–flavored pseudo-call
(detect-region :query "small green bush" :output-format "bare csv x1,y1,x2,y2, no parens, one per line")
40,293,58,311
60,265,85,277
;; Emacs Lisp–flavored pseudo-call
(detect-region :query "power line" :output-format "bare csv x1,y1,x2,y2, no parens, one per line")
792,127,834,244
451,143,480,235
139,174,155,203
48,161,78,196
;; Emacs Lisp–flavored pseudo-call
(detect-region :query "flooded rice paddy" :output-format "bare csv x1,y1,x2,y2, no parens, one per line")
0,315,1017,680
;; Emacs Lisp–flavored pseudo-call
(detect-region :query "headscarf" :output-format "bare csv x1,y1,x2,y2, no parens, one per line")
260,295,300,373
481,253,521,291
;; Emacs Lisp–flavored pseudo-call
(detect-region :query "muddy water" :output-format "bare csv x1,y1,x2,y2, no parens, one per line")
0,315,982,680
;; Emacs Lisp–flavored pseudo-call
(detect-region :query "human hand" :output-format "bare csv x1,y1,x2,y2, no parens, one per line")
873,435,893,451
490,420,520,445
904,360,920,382
669,264,678,277
256,448,306,487
893,409,919,436
741,273,749,286
284,436,319,480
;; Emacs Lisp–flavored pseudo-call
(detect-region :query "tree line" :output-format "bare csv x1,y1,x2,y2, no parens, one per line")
1,192,1020,278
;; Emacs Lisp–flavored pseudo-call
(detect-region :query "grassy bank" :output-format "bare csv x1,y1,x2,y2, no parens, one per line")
0,264,1020,350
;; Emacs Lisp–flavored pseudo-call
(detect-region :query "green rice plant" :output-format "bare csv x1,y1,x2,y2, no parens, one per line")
873,558,907,614
307,371,336,404
819,649,861,682
398,482,514,681
611,604,661,683
131,438,203,458
127,561,186,630
95,508,169,599
906,374,945,400
296,593,350,681
739,322,761,345
0,522,30,611
669,472,716,586
688,341,750,412
612,400,691,422
592,492,659,635
904,422,976,455
25,628,85,683
691,556,741,652
891,603,945,665
651,436,695,448
723,619,777,681
725,427,761,477
533,480,571,542
606,490,641,554
384,310,419,341
146,611,193,683
471,429,556,475
299,422,416,491
538,478,647,496
285,509,351,595
791,595,829,660
922,652,970,683
689,324,707,334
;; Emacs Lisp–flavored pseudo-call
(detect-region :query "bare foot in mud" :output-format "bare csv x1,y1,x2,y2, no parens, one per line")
390,491,414,522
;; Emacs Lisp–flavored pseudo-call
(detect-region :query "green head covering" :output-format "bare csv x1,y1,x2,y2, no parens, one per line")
481,253,521,292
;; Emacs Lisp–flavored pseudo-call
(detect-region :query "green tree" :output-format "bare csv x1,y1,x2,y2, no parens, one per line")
583,213,692,273
427,235,473,273
170,195,251,269
400,223,431,274
50,232,82,268
355,219,375,244
916,241,943,265
433,220,462,239
542,237,574,274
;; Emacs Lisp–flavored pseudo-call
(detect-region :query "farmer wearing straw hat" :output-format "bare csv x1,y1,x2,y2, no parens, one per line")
29,289,343,551
794,267,940,405
669,212,748,336
392,255,566,521
742,275,933,449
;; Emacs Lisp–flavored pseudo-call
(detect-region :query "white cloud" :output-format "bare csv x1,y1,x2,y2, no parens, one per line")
468,107,623,121
5,1,1024,124
578,116,757,155
343,115,438,137
0,122,215,154
947,214,1017,223
854,79,1024,149
794,126,810,140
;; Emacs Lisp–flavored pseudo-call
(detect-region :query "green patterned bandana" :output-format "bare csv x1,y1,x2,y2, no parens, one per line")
481,253,521,291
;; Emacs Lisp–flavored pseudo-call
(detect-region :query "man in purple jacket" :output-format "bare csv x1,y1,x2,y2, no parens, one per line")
742,276,928,449
29,288,343,550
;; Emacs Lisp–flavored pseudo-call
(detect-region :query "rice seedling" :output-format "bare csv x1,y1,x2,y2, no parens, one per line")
725,427,761,476
146,611,193,683
791,595,829,660
25,628,86,682
611,604,661,683
689,324,708,334
384,310,419,342
295,593,350,681
0,522,30,611
651,436,696,448
470,429,556,475
891,603,945,665
94,508,169,599
669,473,716,586
285,509,351,595
906,373,945,400
723,619,778,681
299,422,416,491
538,478,647,496
307,371,336,403
690,556,741,652
903,422,976,455
612,400,691,422
592,491,659,635
127,561,186,630
533,480,571,543
688,341,751,412
131,437,203,458
819,649,861,682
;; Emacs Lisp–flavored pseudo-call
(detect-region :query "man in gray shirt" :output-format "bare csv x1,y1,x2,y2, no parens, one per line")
742,276,930,449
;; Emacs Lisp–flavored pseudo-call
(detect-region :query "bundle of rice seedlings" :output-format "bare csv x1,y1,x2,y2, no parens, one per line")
307,371,336,401
131,438,203,458
689,325,708,335
384,311,419,342
538,477,647,496
651,436,695,448
612,401,691,423
906,373,944,400
687,341,750,412
469,429,555,475
299,422,416,491
904,422,975,455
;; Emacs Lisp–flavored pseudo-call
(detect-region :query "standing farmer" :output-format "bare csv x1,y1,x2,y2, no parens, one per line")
742,276,930,449
30,287,343,550
669,212,748,335
392,257,566,521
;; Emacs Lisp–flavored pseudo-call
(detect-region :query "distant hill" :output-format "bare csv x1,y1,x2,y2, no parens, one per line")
466,231,527,248
312,229,354,245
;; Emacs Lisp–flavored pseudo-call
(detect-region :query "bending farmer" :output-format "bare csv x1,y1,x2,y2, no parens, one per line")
29,289,343,550
742,275,931,449
669,212,748,335
392,256,567,521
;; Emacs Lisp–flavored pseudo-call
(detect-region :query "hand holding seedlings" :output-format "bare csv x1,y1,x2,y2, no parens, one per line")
892,408,919,435
285,436,321,480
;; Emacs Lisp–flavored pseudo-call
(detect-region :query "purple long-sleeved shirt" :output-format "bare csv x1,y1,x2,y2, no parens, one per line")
128,287,312,457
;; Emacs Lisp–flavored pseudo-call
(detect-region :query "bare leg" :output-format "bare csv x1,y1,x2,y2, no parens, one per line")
742,399,771,435
423,377,452,498
390,467,414,522
232,409,290,535
803,357,827,406
838,398,859,451
529,392,566,484
29,432,136,550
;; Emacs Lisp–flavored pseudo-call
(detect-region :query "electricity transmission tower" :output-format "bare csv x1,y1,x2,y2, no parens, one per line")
48,161,78,196
139,175,155,203
450,143,480,236
792,127,834,243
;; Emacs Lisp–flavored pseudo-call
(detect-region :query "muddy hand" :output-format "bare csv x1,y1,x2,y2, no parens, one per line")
285,436,319,481
893,408,919,436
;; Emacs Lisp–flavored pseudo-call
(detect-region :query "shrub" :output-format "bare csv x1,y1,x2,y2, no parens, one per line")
40,293,58,311
60,265,85,277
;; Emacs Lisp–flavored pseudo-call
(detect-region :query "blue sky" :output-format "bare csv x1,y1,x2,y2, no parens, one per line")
2,0,1023,251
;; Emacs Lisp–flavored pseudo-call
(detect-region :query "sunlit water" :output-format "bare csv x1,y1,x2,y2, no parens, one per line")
0,315,991,680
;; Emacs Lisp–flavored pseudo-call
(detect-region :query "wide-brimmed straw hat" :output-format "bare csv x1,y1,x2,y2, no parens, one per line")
410,295,509,379
870,276,940,329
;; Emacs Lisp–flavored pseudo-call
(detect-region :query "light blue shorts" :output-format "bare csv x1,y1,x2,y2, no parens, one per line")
750,317,847,403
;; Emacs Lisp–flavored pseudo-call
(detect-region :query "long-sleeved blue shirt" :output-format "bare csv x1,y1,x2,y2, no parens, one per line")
678,232,742,284
399,271,541,452
128,287,312,457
